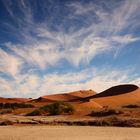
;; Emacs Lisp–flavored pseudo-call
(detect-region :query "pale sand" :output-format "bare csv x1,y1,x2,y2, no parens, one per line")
0,126,140,140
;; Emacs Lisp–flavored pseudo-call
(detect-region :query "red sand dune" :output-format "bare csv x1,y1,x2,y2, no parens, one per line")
89,84,140,107
40,93,77,102
0,97,32,103
0,84,140,110
0,97,31,103
32,84,140,109
69,90,96,98
35,90,96,102
77,101,102,108
11,98,32,102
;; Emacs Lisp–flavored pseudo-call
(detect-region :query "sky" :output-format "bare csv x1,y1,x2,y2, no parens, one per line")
0,0,140,98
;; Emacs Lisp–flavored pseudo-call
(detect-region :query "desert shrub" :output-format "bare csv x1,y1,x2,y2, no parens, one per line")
0,120,13,125
0,103,34,109
0,109,13,114
122,104,139,108
106,116,138,127
27,102,75,116
40,102,75,115
41,102,63,115
90,109,122,117
26,109,43,116
62,103,75,114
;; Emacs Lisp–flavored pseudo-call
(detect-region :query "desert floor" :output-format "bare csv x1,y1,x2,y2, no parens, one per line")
0,126,140,140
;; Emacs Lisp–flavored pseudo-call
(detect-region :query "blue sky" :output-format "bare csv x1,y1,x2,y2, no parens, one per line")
0,0,140,98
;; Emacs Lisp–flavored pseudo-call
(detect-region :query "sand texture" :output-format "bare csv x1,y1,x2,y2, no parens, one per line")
0,126,140,140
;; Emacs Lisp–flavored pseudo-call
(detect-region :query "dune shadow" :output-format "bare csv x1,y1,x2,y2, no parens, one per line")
83,84,139,101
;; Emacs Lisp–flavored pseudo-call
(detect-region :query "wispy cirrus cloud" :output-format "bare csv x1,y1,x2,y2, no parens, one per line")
0,48,22,76
0,0,140,97
0,66,137,98
2,0,140,69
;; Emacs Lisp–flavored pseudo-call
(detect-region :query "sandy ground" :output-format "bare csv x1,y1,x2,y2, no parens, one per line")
0,126,140,140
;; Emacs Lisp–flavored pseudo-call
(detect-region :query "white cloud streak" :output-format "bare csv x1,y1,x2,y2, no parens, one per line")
0,0,140,97
1,0,139,70
0,48,22,76
0,66,138,98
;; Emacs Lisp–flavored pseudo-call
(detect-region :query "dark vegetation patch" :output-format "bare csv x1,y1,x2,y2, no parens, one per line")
1,117,140,127
26,101,75,116
0,103,34,109
0,120,13,125
13,117,140,127
122,104,139,108
26,109,42,116
0,109,13,114
90,109,122,117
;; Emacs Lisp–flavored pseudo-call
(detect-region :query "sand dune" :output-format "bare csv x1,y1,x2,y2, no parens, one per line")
69,90,96,98
42,93,78,102
90,84,138,98
89,84,140,107
18,84,140,109
78,101,102,108
11,98,32,102
0,97,32,103
1,84,140,111
35,90,96,102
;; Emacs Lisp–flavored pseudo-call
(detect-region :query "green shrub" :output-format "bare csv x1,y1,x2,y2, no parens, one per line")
27,102,75,116
41,102,75,115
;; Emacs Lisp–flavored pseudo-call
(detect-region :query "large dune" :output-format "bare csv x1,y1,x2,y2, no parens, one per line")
89,84,140,107
1,84,140,110
69,90,96,98
35,90,96,102
18,85,140,109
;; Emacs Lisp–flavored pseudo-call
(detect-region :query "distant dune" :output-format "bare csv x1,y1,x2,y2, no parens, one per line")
0,97,32,103
1,84,140,112
34,90,96,102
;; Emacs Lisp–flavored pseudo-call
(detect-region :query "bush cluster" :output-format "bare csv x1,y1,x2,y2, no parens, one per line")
0,120,13,125
122,104,139,108
90,109,122,117
0,103,34,109
27,101,75,116
0,109,13,114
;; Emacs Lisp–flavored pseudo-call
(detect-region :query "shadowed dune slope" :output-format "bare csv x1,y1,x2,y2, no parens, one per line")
89,85,140,107
86,84,138,100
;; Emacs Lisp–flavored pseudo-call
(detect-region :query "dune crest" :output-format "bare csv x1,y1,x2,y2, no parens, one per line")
89,84,140,107
35,90,96,102
93,84,138,98
0,97,32,103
